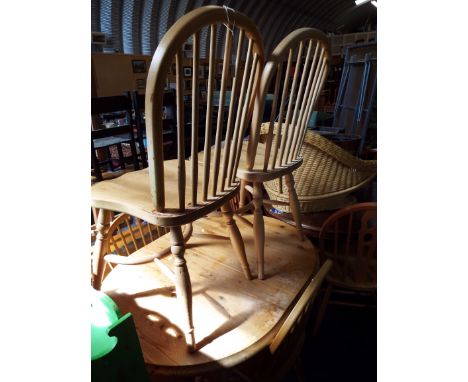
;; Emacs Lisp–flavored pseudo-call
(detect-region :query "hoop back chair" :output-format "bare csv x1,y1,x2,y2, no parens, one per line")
91,5,264,351
91,213,170,285
314,202,377,333
237,28,330,279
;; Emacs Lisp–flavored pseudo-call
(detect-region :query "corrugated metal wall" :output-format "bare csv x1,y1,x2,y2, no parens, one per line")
92,0,375,56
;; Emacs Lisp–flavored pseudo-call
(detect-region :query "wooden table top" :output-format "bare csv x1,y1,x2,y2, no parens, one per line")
101,214,318,372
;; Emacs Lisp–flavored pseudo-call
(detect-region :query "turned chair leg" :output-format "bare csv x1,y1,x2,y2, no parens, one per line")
170,226,196,352
285,173,305,241
252,182,265,280
221,202,252,280
92,208,111,290
239,179,247,209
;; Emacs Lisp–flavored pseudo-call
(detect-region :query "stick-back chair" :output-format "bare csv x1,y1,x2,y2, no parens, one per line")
314,202,377,334
91,212,169,285
237,28,331,279
91,5,264,351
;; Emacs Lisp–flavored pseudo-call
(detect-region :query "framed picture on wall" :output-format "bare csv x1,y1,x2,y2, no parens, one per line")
132,60,146,73
136,78,146,89
183,67,192,77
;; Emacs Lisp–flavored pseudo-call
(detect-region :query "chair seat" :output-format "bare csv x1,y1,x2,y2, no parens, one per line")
91,159,238,226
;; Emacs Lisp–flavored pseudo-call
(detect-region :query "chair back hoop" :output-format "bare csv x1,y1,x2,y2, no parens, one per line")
145,5,264,213
247,28,331,172
106,213,168,257
269,259,332,354
319,202,377,289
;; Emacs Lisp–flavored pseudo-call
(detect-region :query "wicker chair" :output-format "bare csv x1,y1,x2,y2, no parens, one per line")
262,127,376,212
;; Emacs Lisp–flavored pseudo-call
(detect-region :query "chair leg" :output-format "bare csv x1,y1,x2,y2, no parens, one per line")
285,173,305,241
239,180,247,209
221,202,252,280
252,182,265,280
312,282,332,336
92,208,111,290
170,226,195,352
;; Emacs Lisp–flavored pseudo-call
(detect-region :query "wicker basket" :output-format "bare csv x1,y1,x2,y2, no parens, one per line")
260,123,376,212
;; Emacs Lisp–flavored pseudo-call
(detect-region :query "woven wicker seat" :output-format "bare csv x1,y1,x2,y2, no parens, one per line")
262,125,376,212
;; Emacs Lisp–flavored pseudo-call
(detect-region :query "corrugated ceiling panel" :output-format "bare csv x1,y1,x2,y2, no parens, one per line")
91,0,100,32
92,0,375,56
175,0,190,21
99,0,112,51
157,0,172,46
141,0,160,55
122,0,143,54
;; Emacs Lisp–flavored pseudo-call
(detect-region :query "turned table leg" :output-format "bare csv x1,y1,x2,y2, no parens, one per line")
92,208,111,290
285,173,305,241
221,202,252,280
252,182,265,280
170,226,196,352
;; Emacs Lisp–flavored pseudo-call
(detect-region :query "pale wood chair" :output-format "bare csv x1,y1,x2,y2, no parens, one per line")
91,5,264,351
91,212,170,285
313,202,377,334
237,28,331,279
